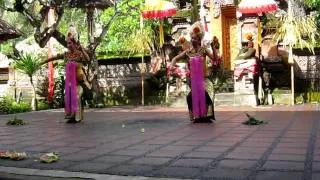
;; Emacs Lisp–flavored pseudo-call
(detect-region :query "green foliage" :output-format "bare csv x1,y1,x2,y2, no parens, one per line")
58,8,88,45
305,89,320,102
97,0,167,56
13,53,42,78
37,100,49,111
7,116,26,126
303,0,320,9
0,97,31,114
53,63,65,108
243,113,267,125
98,0,143,54
173,9,193,18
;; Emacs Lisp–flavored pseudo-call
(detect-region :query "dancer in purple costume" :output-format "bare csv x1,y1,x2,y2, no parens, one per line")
171,22,218,123
41,26,90,123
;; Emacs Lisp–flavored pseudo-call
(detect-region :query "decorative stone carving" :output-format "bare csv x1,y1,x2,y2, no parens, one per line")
212,0,222,18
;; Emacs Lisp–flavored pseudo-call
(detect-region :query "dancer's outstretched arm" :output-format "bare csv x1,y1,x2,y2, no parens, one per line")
205,48,218,63
171,49,188,67
40,53,65,65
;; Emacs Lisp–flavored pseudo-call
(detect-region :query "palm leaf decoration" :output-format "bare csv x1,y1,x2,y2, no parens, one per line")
127,28,154,55
13,53,42,110
270,0,319,105
273,13,318,53
243,113,267,125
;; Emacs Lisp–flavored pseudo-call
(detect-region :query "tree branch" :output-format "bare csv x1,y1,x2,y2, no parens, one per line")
92,0,139,50
92,11,119,50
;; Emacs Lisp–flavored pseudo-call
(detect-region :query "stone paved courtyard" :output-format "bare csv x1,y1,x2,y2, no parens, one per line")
0,105,319,180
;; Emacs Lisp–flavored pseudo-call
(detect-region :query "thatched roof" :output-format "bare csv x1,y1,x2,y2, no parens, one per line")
0,19,21,42
68,0,113,9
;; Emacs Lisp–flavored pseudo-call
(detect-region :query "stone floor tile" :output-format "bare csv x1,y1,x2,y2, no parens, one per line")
130,157,171,166
313,173,320,180
196,146,229,152
256,171,303,180
147,150,183,157
61,153,101,161
276,142,308,148
313,162,320,171
206,141,238,146
107,165,154,176
66,162,115,173
202,168,250,179
159,145,194,151
267,154,306,161
262,161,304,171
125,144,161,151
170,158,212,167
91,155,133,163
0,159,36,168
233,147,267,153
30,160,76,170
110,149,148,156
50,147,84,155
151,167,200,179
226,152,263,160
183,151,222,159
21,145,54,153
218,159,257,169
272,147,306,155
172,140,204,146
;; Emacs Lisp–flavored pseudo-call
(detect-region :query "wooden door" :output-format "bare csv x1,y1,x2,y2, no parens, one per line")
223,17,237,70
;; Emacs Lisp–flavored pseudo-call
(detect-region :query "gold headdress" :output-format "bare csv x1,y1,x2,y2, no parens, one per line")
189,21,205,40
66,25,79,42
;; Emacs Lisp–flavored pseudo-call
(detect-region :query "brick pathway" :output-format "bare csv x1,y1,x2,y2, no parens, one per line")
0,104,319,180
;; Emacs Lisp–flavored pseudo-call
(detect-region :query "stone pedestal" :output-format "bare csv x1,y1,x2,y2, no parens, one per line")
234,59,258,106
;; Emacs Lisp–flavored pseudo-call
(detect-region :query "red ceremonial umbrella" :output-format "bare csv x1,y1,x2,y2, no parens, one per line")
238,0,278,14
141,0,177,47
238,0,278,103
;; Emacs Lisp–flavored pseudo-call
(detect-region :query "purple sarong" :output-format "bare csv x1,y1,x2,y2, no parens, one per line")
64,61,78,113
190,56,206,117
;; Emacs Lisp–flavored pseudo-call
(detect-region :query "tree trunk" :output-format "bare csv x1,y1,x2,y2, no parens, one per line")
30,76,37,111
192,0,199,22
84,51,103,106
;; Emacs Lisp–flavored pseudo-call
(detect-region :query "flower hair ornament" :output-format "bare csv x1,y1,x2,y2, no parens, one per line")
189,21,205,40
245,33,253,41
177,29,191,50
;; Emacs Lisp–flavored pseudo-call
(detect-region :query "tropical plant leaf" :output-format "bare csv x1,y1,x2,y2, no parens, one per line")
13,53,42,78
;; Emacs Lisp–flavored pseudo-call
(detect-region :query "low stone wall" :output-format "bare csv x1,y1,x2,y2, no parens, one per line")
97,58,166,105
294,48,320,79
293,48,320,91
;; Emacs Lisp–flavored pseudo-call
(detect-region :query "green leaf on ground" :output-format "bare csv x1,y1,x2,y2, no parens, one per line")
243,113,268,125
6,117,26,126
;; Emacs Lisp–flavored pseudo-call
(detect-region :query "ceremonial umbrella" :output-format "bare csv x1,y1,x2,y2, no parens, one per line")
238,0,278,44
238,0,278,14
0,19,21,42
141,0,177,48
237,0,278,105
141,0,177,104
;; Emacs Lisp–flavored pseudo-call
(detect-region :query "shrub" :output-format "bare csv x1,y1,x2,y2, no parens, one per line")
37,100,50,111
0,97,31,114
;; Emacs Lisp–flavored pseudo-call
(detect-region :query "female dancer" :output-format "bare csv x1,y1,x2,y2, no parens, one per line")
42,26,90,123
171,22,218,123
